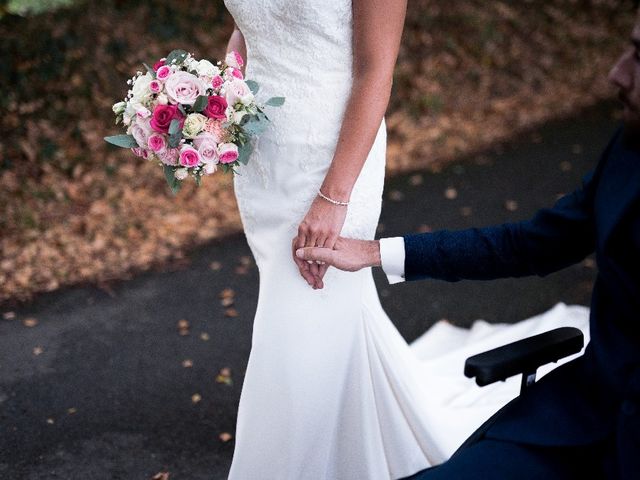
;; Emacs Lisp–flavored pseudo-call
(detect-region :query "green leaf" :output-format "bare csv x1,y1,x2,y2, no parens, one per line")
245,80,259,95
193,95,209,113
163,165,182,195
265,96,285,107
166,49,188,66
237,142,252,165
143,62,156,77
178,104,187,116
168,118,181,135
242,115,268,136
104,134,139,148
194,174,202,187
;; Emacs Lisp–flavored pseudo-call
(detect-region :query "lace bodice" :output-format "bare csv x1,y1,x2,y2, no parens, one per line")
224,0,353,146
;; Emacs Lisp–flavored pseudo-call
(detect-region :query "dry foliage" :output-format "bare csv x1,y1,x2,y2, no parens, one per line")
0,0,633,303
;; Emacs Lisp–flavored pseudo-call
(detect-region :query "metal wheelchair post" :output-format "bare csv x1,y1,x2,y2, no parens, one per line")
520,369,537,394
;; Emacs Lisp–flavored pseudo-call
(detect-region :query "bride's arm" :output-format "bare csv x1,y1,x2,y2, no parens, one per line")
226,22,247,69
294,0,407,289
321,0,407,202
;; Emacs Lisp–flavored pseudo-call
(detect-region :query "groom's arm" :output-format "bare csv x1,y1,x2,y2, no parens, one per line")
399,170,599,283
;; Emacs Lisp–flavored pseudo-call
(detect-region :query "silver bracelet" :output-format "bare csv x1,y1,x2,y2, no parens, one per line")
317,189,349,206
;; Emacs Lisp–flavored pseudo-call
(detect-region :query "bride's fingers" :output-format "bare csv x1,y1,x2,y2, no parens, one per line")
292,237,315,286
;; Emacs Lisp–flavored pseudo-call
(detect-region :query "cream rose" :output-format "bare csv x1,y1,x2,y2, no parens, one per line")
182,113,208,139
131,72,154,101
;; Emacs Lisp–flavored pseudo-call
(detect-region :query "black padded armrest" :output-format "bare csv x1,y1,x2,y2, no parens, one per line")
464,327,584,387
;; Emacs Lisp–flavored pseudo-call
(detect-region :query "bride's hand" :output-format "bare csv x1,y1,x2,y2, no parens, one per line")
293,195,348,289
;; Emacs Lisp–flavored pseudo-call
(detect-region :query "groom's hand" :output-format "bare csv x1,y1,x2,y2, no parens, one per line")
296,237,382,273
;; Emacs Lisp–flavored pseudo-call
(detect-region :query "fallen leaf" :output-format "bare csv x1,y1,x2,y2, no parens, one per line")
504,200,519,212
220,288,235,299
67,407,77,415
46,418,55,425
234,265,249,275
444,187,458,200
2,311,15,320
388,190,405,201
191,393,202,404
219,432,233,443
583,258,596,269
182,359,193,368
200,332,210,341
460,206,472,217
416,224,432,233
559,161,572,172
33,346,44,356
239,256,252,266
151,472,170,480
221,297,234,307
225,308,239,318
209,261,222,271
216,368,233,385
178,319,190,336
23,317,38,327
409,174,423,186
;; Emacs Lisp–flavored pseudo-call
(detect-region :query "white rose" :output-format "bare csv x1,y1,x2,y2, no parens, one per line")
203,162,217,175
233,110,247,124
196,59,220,78
131,72,153,101
183,113,208,139
157,93,169,105
112,101,126,115
174,168,189,180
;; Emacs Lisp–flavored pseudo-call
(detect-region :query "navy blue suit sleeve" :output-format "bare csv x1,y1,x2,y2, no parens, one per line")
403,171,599,282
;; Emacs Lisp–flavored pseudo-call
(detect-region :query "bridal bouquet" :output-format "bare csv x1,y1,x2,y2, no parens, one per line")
105,49,284,193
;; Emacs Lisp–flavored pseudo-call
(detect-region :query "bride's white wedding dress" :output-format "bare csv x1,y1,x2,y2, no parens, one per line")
224,1,590,479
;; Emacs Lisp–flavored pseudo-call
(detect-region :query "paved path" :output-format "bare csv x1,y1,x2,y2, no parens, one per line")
0,103,619,479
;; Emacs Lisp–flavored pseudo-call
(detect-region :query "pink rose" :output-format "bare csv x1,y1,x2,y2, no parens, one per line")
203,95,228,120
212,75,224,89
159,147,179,166
179,145,201,167
193,133,219,164
225,50,244,69
149,80,162,94
147,133,167,153
156,65,172,82
225,78,253,106
153,59,166,71
150,104,184,134
217,143,239,164
131,147,145,157
136,106,151,118
130,123,150,149
164,71,207,106
231,68,244,79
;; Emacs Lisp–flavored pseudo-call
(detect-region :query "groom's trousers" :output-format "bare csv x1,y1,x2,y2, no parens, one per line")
403,435,618,480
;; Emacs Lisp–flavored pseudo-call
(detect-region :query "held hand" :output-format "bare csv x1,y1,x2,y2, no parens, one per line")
293,194,348,288
296,237,381,273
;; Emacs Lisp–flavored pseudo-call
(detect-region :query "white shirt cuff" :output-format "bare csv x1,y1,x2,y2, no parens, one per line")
379,237,406,284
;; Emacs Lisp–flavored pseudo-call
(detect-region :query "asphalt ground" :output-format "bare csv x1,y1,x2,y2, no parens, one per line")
0,102,619,479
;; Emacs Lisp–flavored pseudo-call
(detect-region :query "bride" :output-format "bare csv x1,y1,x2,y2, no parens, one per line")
223,1,589,479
